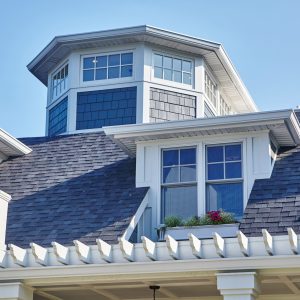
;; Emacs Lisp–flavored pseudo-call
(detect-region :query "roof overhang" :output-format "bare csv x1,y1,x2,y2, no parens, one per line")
0,129,32,162
27,25,257,113
104,110,300,156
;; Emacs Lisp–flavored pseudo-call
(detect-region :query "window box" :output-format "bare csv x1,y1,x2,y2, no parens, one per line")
157,223,239,241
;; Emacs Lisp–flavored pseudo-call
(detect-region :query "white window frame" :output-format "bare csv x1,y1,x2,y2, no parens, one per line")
80,50,134,84
50,62,69,103
204,71,218,109
160,146,198,222
152,51,194,88
219,94,231,116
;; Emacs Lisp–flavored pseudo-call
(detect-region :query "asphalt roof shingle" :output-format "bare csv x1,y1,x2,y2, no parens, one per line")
240,146,300,235
0,132,148,247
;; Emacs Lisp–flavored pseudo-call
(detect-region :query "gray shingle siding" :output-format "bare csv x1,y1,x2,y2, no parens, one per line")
76,87,136,130
149,88,196,122
48,97,68,136
0,132,148,247
240,146,300,235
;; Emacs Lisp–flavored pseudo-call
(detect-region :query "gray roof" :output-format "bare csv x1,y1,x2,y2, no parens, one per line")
240,146,300,235
0,132,148,247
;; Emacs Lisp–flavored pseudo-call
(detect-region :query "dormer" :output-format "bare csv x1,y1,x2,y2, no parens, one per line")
27,26,258,136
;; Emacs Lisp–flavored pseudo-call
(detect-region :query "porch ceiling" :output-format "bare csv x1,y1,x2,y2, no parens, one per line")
33,274,300,300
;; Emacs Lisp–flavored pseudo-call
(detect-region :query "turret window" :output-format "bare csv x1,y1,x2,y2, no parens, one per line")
51,64,68,101
82,52,133,82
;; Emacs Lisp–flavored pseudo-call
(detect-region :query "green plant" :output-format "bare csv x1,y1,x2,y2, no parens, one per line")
199,210,236,225
184,216,201,227
164,216,183,227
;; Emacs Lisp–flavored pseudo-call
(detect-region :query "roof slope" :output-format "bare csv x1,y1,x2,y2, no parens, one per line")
240,146,300,235
0,132,148,247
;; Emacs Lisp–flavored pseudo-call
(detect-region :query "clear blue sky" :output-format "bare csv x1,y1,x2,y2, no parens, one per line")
1,0,300,137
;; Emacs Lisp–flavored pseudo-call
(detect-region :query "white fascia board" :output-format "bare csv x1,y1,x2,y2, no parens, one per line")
217,46,258,112
0,190,11,202
0,128,32,157
104,109,298,139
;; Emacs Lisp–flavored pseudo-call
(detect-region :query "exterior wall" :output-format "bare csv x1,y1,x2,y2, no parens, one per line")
76,87,136,130
48,97,68,136
135,131,272,240
149,87,196,122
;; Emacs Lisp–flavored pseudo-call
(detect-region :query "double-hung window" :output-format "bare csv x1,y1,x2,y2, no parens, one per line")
154,54,192,85
206,143,243,219
161,147,197,221
82,52,133,82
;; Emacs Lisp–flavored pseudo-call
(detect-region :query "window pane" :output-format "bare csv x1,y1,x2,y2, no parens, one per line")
180,166,196,182
163,167,179,183
108,66,120,78
96,56,107,68
65,65,68,76
154,54,163,67
225,162,242,179
163,150,178,166
164,69,172,81
207,146,223,163
180,148,196,165
154,67,163,78
173,71,181,83
121,53,133,65
182,60,191,72
108,54,120,66
83,57,95,69
173,59,182,71
95,68,107,80
163,56,172,69
83,69,94,81
182,73,192,85
121,65,133,77
162,185,197,220
207,163,224,180
206,182,243,219
225,144,241,161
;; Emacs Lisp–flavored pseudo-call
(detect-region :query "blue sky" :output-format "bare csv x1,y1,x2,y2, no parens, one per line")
1,0,300,137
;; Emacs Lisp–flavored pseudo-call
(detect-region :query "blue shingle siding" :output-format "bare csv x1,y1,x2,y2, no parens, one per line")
48,97,68,136
76,87,137,130
0,132,149,247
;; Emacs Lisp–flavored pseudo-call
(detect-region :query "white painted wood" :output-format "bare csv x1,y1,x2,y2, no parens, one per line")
0,282,33,300
96,239,112,263
73,240,91,264
217,272,259,300
262,229,273,256
118,238,134,262
8,244,27,267
122,192,149,241
30,243,48,266
165,235,179,260
213,232,225,258
188,233,202,258
141,236,156,261
51,242,69,265
237,230,249,257
287,228,298,254
0,190,11,249
0,248,6,268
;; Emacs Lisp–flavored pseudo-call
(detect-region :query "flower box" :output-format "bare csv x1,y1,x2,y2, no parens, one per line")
158,223,239,241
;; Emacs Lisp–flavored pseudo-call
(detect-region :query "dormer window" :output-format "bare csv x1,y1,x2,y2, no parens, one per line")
220,95,231,116
51,64,68,101
82,52,133,82
154,53,192,85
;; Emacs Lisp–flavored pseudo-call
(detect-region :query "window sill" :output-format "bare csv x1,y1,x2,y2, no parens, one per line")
158,223,239,241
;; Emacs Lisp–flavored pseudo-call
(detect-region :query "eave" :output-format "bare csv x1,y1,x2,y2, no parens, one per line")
104,109,300,156
27,25,257,113
0,129,32,162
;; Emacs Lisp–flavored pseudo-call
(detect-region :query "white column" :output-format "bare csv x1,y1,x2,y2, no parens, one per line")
0,283,33,300
217,272,259,300
0,190,11,250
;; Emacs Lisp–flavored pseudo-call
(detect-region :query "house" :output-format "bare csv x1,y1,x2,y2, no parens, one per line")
1,25,300,300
